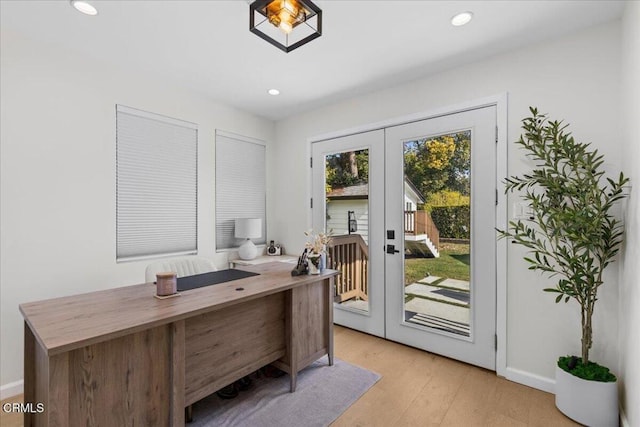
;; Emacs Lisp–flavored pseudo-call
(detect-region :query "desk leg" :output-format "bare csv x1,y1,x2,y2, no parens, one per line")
285,289,298,392
326,277,335,367
24,322,70,427
185,406,193,423
23,323,35,427
170,321,185,426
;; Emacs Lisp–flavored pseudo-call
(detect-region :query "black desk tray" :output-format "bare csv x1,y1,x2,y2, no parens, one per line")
177,269,259,292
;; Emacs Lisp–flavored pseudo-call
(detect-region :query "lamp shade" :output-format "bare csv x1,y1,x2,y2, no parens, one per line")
235,218,262,239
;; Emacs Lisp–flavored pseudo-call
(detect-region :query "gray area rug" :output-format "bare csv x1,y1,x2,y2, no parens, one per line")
190,357,380,427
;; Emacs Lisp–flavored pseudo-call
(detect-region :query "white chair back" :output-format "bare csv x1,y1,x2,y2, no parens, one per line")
145,257,217,283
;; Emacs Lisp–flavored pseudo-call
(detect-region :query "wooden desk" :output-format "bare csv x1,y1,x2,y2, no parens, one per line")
20,262,337,427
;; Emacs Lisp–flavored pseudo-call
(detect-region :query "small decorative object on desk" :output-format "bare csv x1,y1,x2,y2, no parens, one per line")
267,240,282,256
307,253,321,275
291,248,309,276
156,272,177,296
304,229,332,273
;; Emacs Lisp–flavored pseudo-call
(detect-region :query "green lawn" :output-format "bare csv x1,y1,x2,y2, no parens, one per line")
404,242,470,285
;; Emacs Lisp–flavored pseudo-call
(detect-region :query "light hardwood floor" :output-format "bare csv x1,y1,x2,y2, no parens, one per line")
332,326,578,427
1,325,579,426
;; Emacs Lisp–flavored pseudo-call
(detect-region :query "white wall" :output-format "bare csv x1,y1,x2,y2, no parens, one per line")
271,21,623,386
0,31,275,391
619,2,640,425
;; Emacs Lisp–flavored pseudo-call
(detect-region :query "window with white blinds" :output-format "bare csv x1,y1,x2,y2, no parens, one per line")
116,105,198,261
215,130,266,250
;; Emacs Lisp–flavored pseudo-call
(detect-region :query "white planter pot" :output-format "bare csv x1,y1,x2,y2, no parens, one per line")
555,365,618,427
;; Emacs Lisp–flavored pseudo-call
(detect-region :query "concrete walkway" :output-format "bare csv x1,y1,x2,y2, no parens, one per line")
405,283,469,307
336,275,472,336
405,276,470,335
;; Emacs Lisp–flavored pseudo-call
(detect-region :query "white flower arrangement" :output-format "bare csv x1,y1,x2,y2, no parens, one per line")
304,229,332,255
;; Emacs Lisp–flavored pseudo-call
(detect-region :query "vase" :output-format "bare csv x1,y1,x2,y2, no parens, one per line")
308,254,321,275
320,251,326,272
555,365,618,427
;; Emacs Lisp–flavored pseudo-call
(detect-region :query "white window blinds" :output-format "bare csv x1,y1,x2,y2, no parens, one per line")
116,105,198,261
215,131,266,250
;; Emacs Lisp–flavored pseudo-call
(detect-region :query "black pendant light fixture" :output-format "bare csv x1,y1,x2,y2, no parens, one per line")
250,0,322,53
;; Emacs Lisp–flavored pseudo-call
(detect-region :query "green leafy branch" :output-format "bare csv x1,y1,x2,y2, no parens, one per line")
498,107,629,365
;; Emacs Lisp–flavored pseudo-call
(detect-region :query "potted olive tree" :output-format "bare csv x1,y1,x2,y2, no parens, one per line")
499,107,628,427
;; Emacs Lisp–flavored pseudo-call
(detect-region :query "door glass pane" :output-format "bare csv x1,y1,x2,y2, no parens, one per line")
324,149,370,313
403,131,471,337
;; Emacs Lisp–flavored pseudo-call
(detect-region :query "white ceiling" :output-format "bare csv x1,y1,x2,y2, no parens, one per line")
1,0,625,121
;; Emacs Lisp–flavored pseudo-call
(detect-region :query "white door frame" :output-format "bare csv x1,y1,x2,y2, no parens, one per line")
307,94,508,377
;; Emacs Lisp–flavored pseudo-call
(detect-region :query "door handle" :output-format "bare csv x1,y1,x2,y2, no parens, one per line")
386,244,400,254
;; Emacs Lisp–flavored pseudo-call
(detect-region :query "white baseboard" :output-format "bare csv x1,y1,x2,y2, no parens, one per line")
0,380,23,400
505,366,555,394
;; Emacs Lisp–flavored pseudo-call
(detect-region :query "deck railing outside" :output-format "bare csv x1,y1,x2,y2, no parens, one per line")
404,210,440,249
327,234,368,303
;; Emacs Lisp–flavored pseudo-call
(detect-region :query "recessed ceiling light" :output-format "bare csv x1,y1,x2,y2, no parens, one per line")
451,11,473,27
70,0,98,16
268,89,280,96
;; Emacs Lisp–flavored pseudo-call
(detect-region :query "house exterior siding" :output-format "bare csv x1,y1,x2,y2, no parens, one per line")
326,199,369,243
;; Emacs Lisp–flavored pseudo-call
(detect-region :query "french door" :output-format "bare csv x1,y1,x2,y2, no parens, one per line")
312,106,497,370
385,106,496,370
311,130,386,337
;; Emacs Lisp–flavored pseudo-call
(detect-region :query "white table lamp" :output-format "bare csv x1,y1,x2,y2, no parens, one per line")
235,218,262,260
